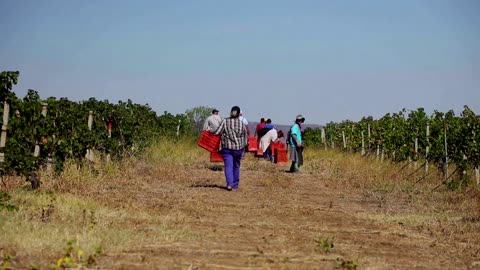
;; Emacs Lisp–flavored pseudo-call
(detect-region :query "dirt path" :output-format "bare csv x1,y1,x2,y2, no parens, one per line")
96,159,476,270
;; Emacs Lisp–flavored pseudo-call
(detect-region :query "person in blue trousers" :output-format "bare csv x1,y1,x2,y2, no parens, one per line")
214,106,248,191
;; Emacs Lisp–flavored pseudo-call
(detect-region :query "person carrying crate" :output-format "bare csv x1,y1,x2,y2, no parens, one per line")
213,106,248,191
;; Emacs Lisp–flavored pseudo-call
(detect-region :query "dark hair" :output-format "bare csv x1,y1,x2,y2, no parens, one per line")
278,130,284,138
230,106,241,118
266,119,272,124
260,118,265,123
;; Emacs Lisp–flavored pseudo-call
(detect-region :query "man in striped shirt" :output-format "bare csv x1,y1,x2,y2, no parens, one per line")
214,106,248,191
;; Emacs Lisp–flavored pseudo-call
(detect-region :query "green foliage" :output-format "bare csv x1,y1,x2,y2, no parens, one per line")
0,254,14,270
0,71,194,178
0,71,19,103
314,235,335,253
304,107,480,186
185,106,215,135
336,257,358,270
0,191,18,212
52,240,101,269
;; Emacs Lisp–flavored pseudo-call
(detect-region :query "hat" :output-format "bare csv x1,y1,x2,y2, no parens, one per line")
230,106,241,118
296,114,305,122
212,109,219,114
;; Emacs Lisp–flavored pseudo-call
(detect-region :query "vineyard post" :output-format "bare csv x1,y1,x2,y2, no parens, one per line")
331,128,335,149
321,128,326,150
425,124,430,175
367,123,371,149
381,147,384,161
361,131,365,156
376,144,380,161
414,137,418,169
475,167,479,185
106,120,112,163
86,111,94,162
342,130,346,150
443,121,448,182
0,101,10,163
176,120,180,137
34,104,48,159
350,125,354,152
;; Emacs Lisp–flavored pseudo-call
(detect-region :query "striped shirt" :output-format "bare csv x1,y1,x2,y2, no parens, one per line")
214,117,247,150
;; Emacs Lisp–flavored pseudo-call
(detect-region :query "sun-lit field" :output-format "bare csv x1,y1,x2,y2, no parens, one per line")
1,139,479,269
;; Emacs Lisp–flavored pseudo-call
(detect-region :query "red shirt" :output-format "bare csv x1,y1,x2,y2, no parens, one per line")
255,123,266,137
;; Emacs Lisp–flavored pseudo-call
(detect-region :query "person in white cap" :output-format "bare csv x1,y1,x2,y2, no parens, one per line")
288,114,305,172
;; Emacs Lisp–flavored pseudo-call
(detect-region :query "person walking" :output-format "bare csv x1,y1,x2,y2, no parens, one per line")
288,115,305,172
203,108,222,132
214,106,248,191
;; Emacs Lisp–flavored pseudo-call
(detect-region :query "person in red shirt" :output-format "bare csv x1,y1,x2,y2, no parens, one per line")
254,118,266,138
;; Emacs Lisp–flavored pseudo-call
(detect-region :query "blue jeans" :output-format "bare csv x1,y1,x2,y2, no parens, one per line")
221,148,244,189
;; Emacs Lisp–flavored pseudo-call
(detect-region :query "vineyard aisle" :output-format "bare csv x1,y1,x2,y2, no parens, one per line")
87,155,477,270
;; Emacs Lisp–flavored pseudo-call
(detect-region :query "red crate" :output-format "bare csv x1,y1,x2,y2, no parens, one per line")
256,146,263,157
275,149,288,163
198,131,221,152
248,137,258,152
210,151,223,162
270,142,285,157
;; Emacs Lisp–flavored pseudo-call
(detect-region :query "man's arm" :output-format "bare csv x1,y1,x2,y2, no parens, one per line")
213,119,225,135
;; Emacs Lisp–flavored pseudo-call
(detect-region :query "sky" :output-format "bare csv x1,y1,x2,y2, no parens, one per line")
1,0,479,125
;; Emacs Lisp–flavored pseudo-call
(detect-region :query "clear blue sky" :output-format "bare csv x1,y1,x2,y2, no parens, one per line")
1,0,479,125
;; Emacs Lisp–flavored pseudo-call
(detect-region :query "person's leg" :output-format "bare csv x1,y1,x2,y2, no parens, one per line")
288,146,298,172
232,149,243,189
289,161,297,172
221,149,234,189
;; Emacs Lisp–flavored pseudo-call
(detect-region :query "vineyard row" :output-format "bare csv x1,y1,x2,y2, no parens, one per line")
303,107,480,187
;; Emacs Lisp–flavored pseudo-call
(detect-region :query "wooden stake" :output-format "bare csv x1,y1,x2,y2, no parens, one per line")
0,102,10,163
86,111,94,161
342,131,346,150
475,167,479,185
425,124,430,175
88,111,93,131
176,120,181,137
376,144,380,160
34,104,48,160
368,123,371,147
444,122,448,182
41,103,48,117
414,137,418,169
361,131,365,156
321,128,326,150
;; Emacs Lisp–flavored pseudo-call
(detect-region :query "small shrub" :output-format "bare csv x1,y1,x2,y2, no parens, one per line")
314,235,335,253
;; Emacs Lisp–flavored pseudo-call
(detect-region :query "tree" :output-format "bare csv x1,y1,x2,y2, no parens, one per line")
185,106,215,135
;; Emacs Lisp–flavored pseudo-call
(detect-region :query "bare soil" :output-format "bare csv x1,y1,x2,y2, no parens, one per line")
91,157,480,270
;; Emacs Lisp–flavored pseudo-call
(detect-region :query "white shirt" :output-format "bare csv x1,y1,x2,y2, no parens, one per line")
259,129,278,153
203,114,222,132
240,116,248,126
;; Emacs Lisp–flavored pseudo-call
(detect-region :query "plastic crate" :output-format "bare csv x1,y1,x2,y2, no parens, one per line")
210,151,223,162
274,149,288,163
256,146,263,156
198,131,221,152
248,137,258,152
270,142,285,157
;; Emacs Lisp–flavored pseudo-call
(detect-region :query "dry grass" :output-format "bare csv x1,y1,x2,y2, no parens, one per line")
1,141,479,269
